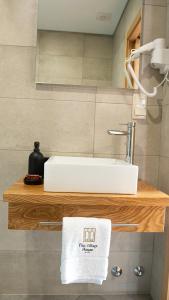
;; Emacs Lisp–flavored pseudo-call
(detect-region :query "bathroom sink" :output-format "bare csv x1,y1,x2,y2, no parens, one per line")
44,156,138,194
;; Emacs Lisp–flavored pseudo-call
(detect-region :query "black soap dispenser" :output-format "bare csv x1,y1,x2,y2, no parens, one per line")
28,141,44,177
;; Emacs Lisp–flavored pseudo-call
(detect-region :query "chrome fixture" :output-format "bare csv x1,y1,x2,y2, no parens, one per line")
111,266,122,277
107,121,136,164
134,266,144,277
39,221,139,228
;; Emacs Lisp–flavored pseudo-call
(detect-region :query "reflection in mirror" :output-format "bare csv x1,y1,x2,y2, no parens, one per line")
36,0,143,89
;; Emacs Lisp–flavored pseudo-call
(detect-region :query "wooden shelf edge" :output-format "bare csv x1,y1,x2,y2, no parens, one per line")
3,179,169,208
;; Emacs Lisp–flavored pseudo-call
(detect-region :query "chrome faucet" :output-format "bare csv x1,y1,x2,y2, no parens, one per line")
107,122,136,164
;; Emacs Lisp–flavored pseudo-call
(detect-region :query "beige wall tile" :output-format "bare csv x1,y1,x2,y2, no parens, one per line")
142,5,166,43
34,84,96,102
135,105,162,156
94,103,132,155
110,232,154,252
150,233,165,300
0,251,152,294
0,150,28,200
0,99,95,153
84,35,113,59
149,0,168,289
96,88,133,104
163,85,169,105
160,105,169,157
82,79,113,88
0,251,88,294
94,154,126,159
37,55,83,84
134,155,159,186
158,157,169,193
0,46,37,99
166,3,169,46
0,44,134,103
0,0,37,46
0,46,96,101
83,58,112,81
37,32,114,87
88,252,152,294
144,0,167,5
39,31,84,56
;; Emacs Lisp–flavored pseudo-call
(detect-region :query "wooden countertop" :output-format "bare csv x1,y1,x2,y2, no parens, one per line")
3,179,169,208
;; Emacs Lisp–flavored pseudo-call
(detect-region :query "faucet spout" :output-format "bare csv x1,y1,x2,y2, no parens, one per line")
107,122,136,164
126,122,136,164
107,129,128,135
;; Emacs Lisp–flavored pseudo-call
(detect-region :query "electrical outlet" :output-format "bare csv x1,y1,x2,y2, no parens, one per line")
132,93,147,120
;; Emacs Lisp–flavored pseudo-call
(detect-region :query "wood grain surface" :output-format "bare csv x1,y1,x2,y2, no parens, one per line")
3,180,169,207
4,179,169,232
8,203,165,232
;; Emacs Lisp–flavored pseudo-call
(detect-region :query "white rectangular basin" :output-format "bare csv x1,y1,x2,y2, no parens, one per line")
44,156,138,194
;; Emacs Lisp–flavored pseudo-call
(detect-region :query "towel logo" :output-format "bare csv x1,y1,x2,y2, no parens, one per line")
83,228,96,243
79,228,98,253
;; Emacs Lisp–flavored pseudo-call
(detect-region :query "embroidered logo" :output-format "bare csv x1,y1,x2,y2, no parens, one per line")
79,228,97,253
83,228,96,242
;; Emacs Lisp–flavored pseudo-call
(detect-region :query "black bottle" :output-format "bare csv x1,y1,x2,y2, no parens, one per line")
28,142,44,177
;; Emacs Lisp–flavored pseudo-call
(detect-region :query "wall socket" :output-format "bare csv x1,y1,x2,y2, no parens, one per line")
132,93,147,120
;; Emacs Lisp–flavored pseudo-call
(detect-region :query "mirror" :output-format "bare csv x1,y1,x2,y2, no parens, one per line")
36,0,143,89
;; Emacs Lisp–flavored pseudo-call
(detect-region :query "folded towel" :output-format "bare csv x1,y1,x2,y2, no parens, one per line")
60,217,111,285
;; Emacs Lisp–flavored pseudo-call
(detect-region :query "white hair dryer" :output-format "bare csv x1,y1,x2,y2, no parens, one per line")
125,38,169,97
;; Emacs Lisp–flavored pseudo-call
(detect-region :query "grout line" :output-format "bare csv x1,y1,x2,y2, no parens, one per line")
96,101,132,105
157,104,163,187
92,91,97,156
158,155,169,159
81,33,86,85
0,149,161,158
157,155,161,189
38,53,114,61
0,148,93,153
0,96,163,106
149,233,156,296
0,96,135,105
0,97,95,103
94,153,160,157
160,103,169,107
144,4,167,8
0,44,36,48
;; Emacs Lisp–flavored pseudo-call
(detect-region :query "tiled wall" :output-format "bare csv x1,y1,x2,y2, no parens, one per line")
36,31,113,87
0,0,167,298
150,1,169,300
159,0,169,194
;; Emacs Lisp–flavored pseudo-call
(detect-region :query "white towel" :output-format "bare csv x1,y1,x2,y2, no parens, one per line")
60,217,111,285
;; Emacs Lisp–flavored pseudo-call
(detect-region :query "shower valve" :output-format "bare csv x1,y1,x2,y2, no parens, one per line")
134,266,145,277
111,266,122,277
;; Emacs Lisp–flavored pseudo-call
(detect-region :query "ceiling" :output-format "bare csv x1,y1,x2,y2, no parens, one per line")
38,0,128,35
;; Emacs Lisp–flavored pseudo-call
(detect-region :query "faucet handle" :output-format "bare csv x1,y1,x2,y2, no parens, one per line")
120,122,136,127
